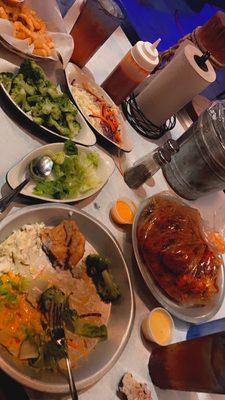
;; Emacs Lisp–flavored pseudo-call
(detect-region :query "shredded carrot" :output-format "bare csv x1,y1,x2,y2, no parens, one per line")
83,82,121,143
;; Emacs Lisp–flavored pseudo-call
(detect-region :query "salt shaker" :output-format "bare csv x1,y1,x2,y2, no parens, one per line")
124,139,179,189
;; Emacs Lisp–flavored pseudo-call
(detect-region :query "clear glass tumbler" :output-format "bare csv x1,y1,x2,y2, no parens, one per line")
70,0,125,68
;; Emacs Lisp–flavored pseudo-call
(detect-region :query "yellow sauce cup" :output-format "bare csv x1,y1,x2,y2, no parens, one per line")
141,307,174,346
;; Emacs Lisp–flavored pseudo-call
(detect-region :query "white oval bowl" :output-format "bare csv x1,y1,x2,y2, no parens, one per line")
7,142,115,203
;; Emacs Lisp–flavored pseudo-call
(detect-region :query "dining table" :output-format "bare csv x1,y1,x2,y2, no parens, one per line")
0,11,225,400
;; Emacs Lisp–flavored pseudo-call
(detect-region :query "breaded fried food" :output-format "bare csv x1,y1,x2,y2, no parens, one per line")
0,0,55,56
40,220,85,272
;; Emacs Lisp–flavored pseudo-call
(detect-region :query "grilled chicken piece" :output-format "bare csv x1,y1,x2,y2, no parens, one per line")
40,220,85,271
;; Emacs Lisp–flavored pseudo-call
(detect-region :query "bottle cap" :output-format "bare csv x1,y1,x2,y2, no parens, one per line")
131,39,161,72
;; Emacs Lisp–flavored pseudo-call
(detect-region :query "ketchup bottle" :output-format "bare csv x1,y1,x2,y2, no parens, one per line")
101,39,160,105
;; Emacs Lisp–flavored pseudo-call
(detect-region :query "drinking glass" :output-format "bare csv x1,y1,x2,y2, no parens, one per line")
70,0,125,67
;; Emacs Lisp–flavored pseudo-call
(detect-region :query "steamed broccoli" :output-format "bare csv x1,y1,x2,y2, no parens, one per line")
47,86,63,100
10,85,27,108
0,72,14,92
47,116,71,137
11,73,35,107
10,85,26,104
58,95,77,114
27,94,43,105
86,254,120,303
64,140,78,156
31,98,61,120
65,113,81,135
19,59,45,82
32,116,44,125
39,286,65,313
4,59,81,139
36,79,52,95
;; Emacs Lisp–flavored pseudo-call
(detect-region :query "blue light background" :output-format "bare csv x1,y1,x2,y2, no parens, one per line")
57,0,225,98
57,0,224,50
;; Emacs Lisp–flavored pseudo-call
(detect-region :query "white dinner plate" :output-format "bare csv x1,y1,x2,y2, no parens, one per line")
0,204,134,392
0,58,96,146
132,197,225,324
65,63,133,152
7,142,115,203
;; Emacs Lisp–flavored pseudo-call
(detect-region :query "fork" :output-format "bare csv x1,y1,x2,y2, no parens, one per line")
49,302,78,400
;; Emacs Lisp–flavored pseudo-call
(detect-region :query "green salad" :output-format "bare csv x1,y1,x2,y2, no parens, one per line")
32,141,101,199
0,60,81,138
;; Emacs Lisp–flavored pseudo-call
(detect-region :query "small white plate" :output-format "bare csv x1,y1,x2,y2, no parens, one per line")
65,63,133,153
7,143,115,203
0,58,96,146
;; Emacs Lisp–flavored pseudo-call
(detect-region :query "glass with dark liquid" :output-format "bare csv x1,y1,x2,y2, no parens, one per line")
149,332,225,394
70,0,125,68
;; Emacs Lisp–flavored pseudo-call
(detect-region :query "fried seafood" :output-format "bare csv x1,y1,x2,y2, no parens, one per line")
40,220,85,272
0,1,54,56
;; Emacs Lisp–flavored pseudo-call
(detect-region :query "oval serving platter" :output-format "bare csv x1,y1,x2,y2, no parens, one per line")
0,204,134,393
7,142,115,203
132,198,225,324
65,62,133,153
0,58,96,146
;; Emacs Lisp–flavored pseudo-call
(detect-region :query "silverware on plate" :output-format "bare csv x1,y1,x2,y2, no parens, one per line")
49,302,78,400
0,155,53,213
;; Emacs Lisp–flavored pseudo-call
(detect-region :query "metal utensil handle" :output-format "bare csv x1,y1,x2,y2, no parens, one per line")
65,355,78,400
0,178,30,213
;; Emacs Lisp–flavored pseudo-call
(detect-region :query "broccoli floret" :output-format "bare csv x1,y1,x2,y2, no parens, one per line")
27,94,43,105
58,95,77,114
64,140,78,156
47,116,71,137
21,100,31,112
86,254,120,303
39,286,65,313
10,85,27,107
19,59,45,82
47,85,63,100
12,73,35,95
36,79,52,95
31,101,44,118
0,72,14,92
32,116,44,125
65,113,81,135
42,99,61,120
36,78,62,99
75,323,107,339
31,99,61,121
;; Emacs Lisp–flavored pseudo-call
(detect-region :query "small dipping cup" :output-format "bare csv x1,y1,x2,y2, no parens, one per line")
141,307,174,346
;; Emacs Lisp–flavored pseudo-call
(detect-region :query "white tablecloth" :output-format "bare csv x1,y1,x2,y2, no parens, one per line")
1,24,225,400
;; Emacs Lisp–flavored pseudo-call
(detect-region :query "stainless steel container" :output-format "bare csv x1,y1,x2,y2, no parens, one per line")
162,101,225,200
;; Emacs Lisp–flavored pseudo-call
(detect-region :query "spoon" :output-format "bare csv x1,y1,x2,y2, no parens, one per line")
0,156,53,213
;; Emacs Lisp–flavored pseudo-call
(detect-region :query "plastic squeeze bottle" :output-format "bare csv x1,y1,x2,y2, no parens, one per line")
101,39,161,105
